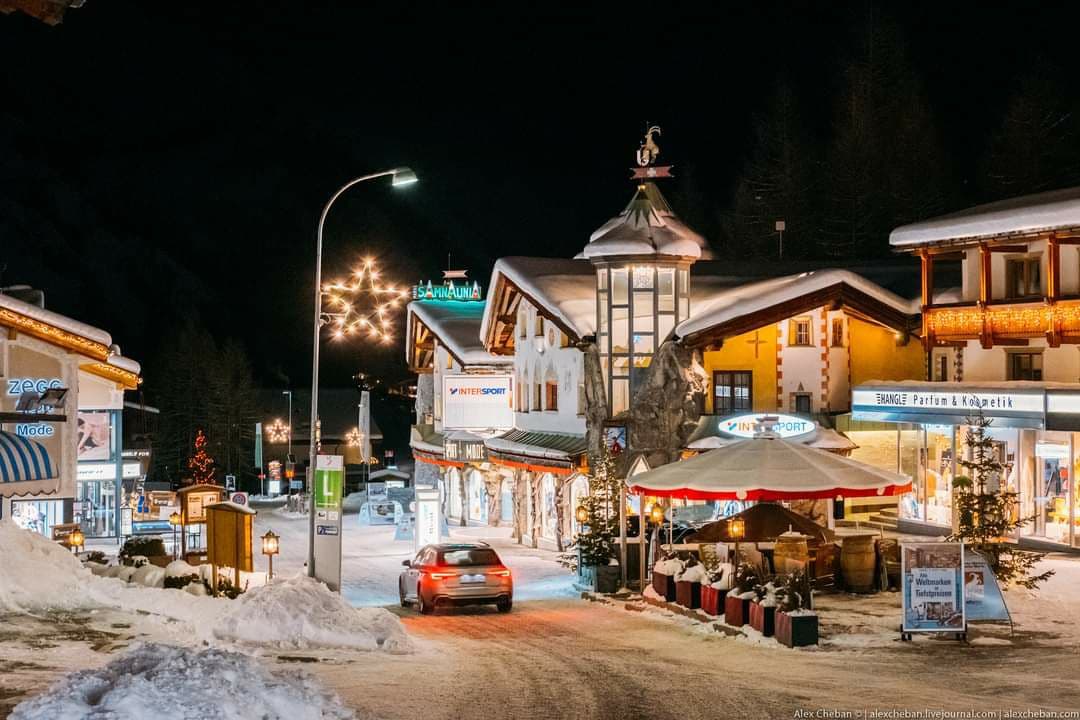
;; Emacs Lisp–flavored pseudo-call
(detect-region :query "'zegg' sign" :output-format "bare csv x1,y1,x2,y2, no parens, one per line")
6,378,62,396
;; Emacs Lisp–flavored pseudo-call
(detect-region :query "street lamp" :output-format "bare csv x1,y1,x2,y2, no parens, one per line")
308,167,417,577
282,390,293,456
68,528,84,554
649,503,665,526
168,511,181,560
261,529,280,581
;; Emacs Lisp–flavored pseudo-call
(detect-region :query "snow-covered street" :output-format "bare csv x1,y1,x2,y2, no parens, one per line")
5,511,1080,719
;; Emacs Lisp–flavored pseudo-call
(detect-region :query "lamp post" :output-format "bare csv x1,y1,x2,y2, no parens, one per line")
168,511,181,560
282,390,293,457
262,529,280,581
69,528,84,554
307,167,417,577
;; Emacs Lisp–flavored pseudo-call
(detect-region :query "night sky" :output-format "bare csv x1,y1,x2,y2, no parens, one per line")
3,1,1080,392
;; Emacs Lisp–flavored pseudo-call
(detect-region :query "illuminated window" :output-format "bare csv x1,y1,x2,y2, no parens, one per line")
790,318,813,346
1006,257,1041,299
831,318,844,347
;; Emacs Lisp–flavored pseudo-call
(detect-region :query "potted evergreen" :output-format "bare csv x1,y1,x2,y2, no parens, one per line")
748,579,777,637
573,447,622,594
701,562,733,616
723,562,759,627
119,536,170,568
651,553,682,602
775,570,818,647
674,558,706,609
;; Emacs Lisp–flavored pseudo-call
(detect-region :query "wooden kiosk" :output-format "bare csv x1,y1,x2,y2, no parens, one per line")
177,484,226,563
205,501,256,592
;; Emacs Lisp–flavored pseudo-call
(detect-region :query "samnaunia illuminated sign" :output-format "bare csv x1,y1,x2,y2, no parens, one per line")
412,280,482,302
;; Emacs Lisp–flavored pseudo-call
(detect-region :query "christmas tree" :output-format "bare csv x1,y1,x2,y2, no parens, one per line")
948,411,1053,589
188,429,217,486
575,444,622,567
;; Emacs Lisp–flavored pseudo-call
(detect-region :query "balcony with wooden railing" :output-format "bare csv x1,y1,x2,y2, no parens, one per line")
919,232,1080,348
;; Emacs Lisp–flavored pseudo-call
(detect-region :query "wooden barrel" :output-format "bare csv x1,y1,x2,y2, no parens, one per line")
773,532,810,575
840,534,877,593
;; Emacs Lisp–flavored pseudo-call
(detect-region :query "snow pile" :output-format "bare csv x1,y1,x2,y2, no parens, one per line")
214,575,413,652
676,564,707,583
0,520,93,611
10,643,355,720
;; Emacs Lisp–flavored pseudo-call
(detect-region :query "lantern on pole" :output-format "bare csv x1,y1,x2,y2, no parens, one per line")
727,515,746,566
68,528,85,554
168,511,181,560
261,530,280,580
649,503,665,525
574,505,589,525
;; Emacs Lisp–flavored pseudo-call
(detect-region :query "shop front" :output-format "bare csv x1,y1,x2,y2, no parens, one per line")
852,382,1080,549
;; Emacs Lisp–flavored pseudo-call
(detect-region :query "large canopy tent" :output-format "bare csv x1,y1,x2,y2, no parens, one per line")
622,432,910,591
626,436,911,500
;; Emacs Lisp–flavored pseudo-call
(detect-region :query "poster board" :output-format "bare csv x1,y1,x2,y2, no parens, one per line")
313,455,343,591
415,487,441,552
901,542,965,634
206,503,254,574
963,548,1012,625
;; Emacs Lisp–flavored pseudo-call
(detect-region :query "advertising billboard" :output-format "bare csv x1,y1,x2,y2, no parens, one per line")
901,542,965,634
441,374,513,431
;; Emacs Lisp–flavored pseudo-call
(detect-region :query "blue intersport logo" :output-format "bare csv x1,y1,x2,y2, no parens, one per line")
449,387,508,396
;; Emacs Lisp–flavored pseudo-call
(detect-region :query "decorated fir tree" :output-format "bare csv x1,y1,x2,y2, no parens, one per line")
187,429,217,486
948,411,1053,589
575,445,622,567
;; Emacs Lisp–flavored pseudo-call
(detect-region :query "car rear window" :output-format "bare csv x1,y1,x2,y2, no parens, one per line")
438,548,500,566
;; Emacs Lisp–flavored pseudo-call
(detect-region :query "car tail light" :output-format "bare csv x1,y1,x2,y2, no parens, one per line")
425,571,454,580
489,568,511,577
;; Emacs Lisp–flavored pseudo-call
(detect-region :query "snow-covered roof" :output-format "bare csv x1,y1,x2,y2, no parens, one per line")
407,300,511,367
0,291,112,346
674,269,914,340
480,257,597,341
577,183,711,261
107,354,142,375
891,186,1080,248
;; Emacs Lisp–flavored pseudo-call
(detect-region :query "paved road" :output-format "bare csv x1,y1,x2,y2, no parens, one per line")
310,596,1080,720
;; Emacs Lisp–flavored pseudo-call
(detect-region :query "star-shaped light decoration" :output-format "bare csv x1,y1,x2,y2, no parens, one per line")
322,258,409,344
266,419,290,444
345,427,364,447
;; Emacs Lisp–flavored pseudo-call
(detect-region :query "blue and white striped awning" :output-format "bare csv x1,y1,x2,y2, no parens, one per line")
0,430,57,484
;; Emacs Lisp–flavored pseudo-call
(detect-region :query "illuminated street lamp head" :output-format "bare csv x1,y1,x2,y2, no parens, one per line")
390,167,418,187
727,515,746,540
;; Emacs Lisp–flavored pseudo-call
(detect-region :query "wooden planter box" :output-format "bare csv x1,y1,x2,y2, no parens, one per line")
749,602,776,637
652,572,677,602
724,593,751,627
579,564,620,594
701,585,727,616
675,580,701,609
776,611,819,647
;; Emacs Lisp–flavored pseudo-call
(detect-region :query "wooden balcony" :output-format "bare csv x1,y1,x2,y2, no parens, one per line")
923,298,1080,348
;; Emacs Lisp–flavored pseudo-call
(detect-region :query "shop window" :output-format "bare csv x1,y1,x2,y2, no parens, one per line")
713,371,752,415
612,378,630,414
1006,257,1042,299
545,381,558,411
1008,352,1043,381
831,318,844,347
790,317,813,346
793,393,812,415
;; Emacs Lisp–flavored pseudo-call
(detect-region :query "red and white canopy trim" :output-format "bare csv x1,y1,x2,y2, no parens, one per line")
626,436,911,501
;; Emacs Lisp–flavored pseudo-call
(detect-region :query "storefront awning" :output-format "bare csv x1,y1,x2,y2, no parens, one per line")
0,430,58,492
485,429,587,474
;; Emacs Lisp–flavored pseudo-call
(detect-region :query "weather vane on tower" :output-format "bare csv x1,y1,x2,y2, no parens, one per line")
632,123,673,180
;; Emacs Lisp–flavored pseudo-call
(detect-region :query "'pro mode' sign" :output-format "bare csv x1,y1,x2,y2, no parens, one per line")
441,374,513,431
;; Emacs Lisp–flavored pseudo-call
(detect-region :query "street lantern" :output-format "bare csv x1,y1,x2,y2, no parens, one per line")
68,528,84,553
649,503,665,525
261,529,280,580
575,504,589,525
728,515,746,566
168,511,181,560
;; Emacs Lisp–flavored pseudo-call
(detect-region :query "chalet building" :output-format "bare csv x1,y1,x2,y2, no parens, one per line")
853,188,1080,549
0,287,141,540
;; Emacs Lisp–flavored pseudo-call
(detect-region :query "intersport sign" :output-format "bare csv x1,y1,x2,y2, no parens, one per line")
442,375,513,431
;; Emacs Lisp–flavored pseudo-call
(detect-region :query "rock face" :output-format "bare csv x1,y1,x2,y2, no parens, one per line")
622,340,707,471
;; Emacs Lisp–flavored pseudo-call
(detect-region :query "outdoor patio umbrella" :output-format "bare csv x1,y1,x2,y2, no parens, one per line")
626,435,911,501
